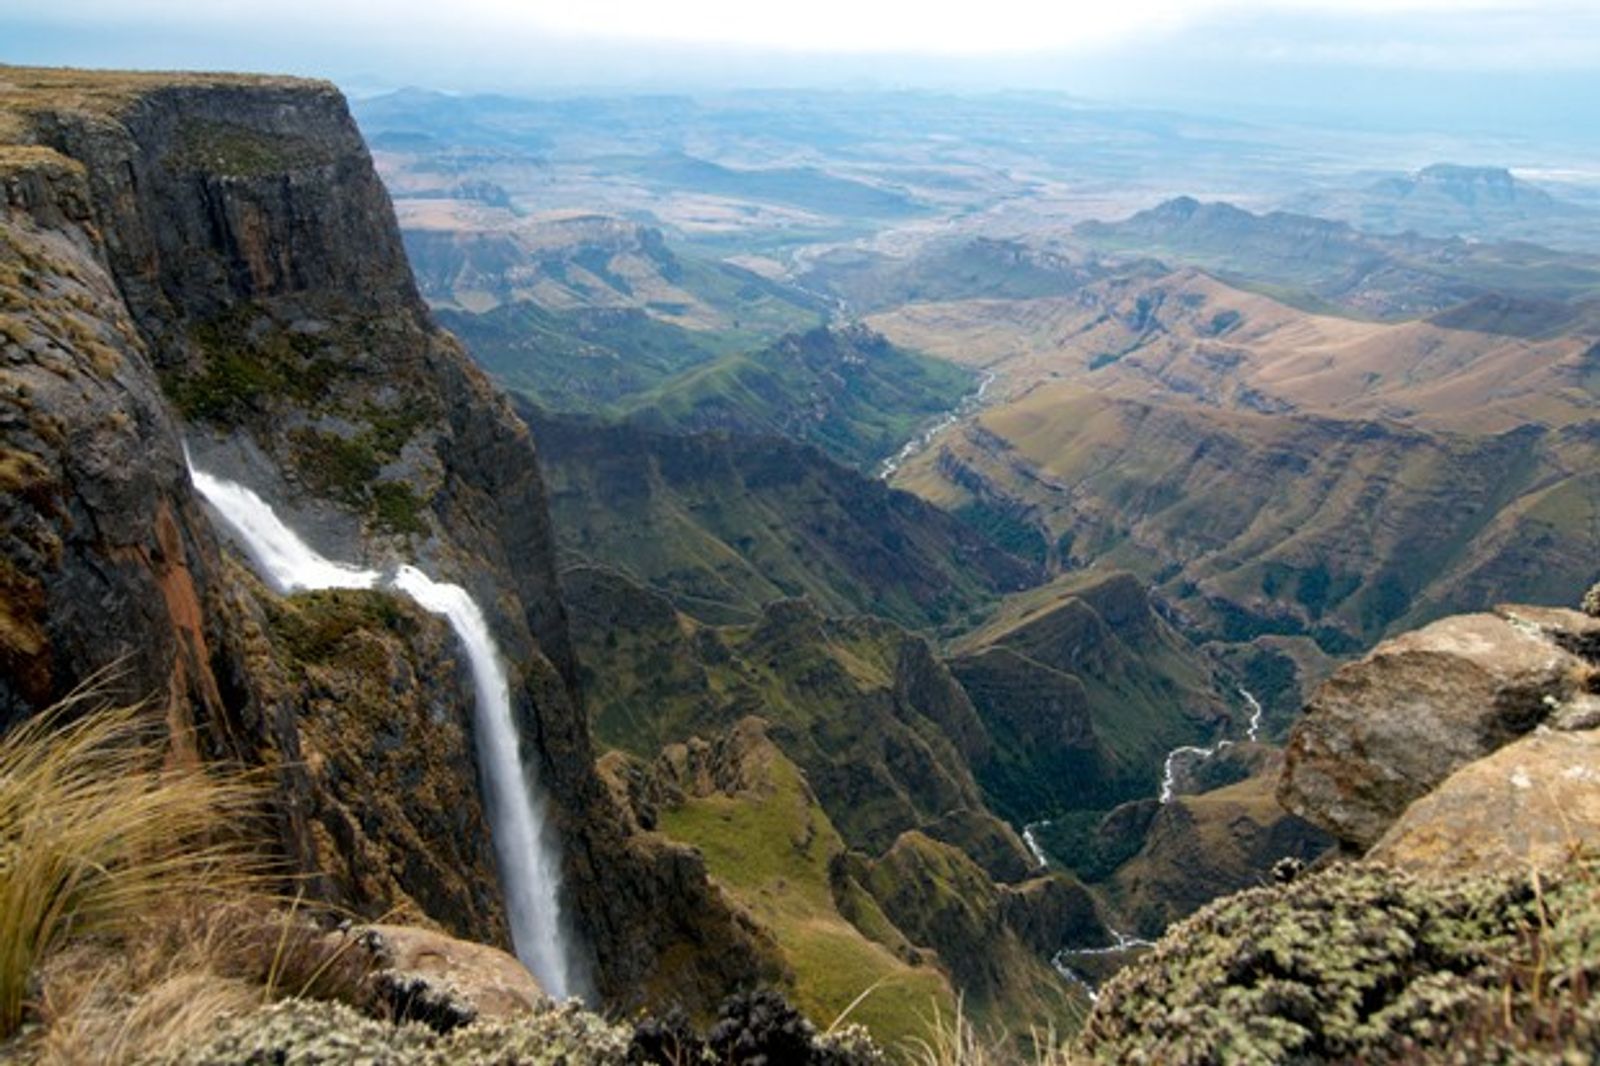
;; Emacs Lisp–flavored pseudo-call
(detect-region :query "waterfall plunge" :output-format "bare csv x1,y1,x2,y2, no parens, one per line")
188,461,582,1000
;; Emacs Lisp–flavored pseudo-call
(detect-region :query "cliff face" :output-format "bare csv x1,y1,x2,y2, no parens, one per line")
0,66,764,1011
1,136,234,732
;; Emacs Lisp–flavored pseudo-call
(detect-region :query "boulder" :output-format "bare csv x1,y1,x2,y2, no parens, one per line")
349,923,545,1030
1278,605,1600,849
1369,727,1600,876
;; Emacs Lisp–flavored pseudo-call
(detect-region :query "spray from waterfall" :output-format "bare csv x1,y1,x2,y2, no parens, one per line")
187,458,583,1000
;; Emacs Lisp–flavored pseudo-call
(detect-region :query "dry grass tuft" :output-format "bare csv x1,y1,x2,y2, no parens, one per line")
25,896,378,1064
905,999,1079,1066
0,685,267,1040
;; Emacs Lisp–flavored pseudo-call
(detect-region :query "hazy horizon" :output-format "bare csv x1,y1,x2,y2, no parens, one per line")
4,1,1599,143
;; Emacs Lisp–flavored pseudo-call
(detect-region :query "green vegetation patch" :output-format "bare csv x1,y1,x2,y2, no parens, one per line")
621,325,975,472
289,428,430,537
657,751,954,1051
266,588,414,668
167,309,340,422
172,119,335,177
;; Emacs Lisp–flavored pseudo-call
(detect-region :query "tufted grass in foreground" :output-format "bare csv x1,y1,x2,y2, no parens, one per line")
0,689,265,1039
905,998,1079,1066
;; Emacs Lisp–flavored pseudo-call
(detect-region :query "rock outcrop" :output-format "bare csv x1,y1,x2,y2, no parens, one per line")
1368,728,1600,876
566,566,998,856
1107,768,1332,937
1278,604,1600,849
949,571,1233,818
343,923,547,1029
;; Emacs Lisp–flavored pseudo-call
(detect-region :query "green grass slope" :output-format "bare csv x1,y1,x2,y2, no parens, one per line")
530,408,1038,634
620,325,976,472
653,735,956,1049
437,304,725,413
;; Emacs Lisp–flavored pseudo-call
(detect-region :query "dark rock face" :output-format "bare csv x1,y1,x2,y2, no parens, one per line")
242,579,510,938
1,152,237,733
0,66,767,1013
947,647,1103,817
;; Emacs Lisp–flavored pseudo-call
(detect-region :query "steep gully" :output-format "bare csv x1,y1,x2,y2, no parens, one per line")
1024,689,1264,996
186,460,583,1001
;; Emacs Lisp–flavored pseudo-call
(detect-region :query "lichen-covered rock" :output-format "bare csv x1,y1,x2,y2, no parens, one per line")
155,996,632,1066
1278,605,1600,849
1368,727,1600,876
1079,860,1600,1064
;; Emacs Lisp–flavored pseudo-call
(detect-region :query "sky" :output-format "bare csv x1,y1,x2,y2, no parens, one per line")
3,0,1598,136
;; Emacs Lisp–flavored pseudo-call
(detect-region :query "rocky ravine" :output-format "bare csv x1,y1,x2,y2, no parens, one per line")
0,65,771,1011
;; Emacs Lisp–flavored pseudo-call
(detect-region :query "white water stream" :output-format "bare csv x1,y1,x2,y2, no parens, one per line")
1051,926,1158,1002
878,369,997,480
1158,688,1264,804
1027,688,1264,994
188,461,582,1000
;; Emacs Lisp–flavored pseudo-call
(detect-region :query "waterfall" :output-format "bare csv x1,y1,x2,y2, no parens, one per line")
391,565,577,999
1021,819,1051,867
188,459,582,1000
187,467,381,592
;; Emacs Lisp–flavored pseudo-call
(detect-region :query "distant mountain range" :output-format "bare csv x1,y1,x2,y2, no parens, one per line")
1075,195,1600,319
1284,163,1600,252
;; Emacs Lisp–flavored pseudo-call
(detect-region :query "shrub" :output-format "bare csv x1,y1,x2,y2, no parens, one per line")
1078,859,1600,1064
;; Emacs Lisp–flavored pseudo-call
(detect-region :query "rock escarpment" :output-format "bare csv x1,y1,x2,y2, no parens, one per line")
948,571,1234,818
0,65,766,1011
1106,766,1331,937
